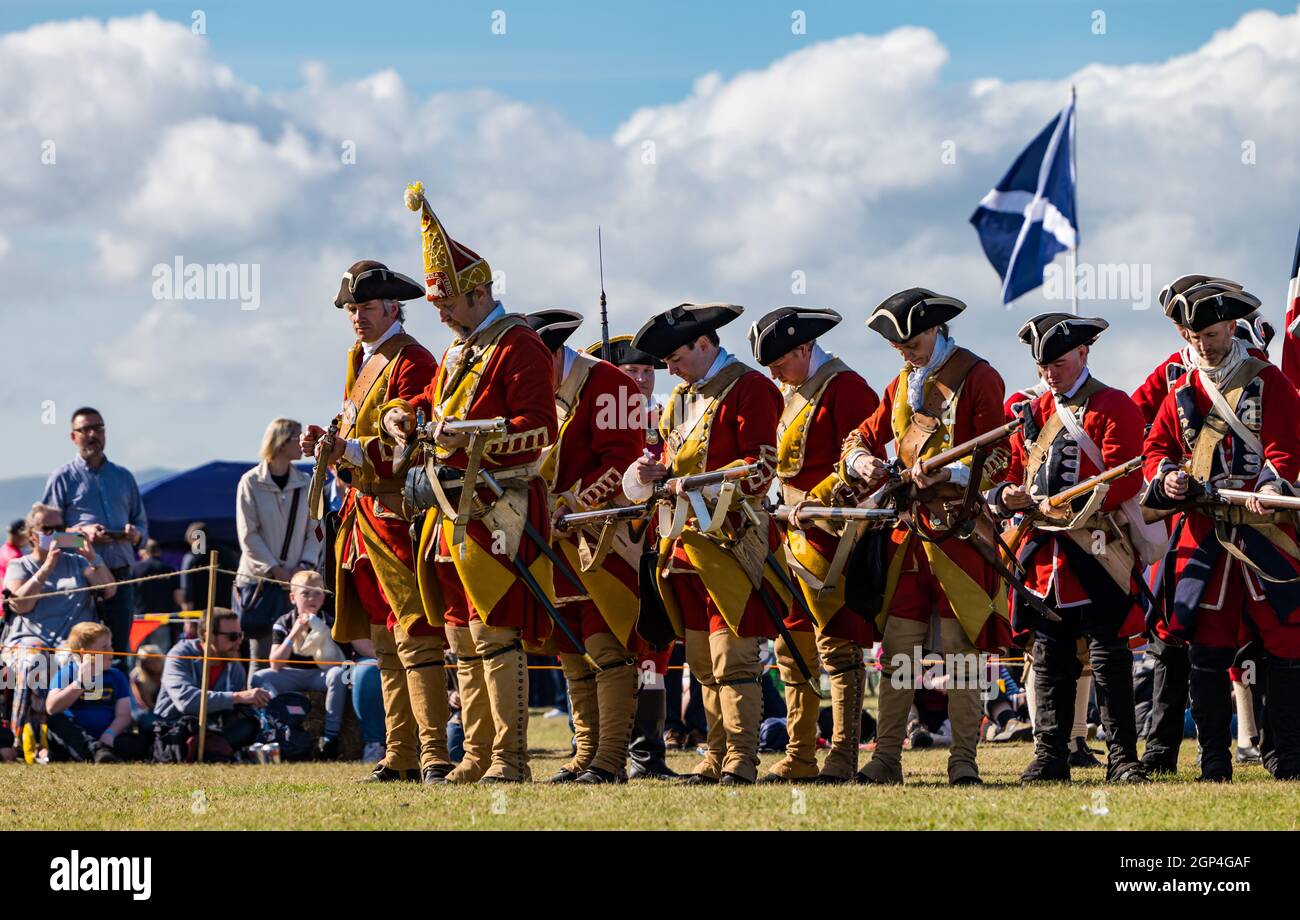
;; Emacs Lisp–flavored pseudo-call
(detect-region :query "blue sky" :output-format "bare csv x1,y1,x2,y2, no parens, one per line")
3,0,1293,134
3,2,1300,484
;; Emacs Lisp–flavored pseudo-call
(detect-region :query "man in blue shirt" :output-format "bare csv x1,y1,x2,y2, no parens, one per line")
41,407,149,663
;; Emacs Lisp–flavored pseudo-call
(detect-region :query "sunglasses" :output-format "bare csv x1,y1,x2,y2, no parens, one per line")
34,525,60,535
216,631,244,640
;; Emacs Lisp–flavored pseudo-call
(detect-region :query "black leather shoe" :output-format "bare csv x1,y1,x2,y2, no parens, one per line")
575,767,624,784
677,773,718,785
1068,737,1104,768
548,769,581,784
422,765,453,785
757,772,791,784
949,774,984,787
1110,763,1149,783
1020,758,1071,783
719,772,754,786
815,774,852,785
627,759,678,780
361,765,418,783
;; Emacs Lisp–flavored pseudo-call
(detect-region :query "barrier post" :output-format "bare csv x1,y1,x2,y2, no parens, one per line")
195,550,218,762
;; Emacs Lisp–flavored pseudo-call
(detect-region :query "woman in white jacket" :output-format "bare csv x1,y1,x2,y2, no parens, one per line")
233,418,322,676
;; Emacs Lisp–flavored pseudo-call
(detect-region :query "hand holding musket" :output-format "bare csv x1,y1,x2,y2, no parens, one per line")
392,409,508,479
555,463,762,534
868,417,1023,511
1206,484,1300,516
1002,454,1145,551
307,416,341,521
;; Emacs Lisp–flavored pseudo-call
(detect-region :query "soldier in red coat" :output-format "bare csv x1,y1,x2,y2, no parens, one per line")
622,303,786,785
1143,282,1300,782
1001,377,1104,770
1135,274,1276,776
746,307,880,784
585,334,680,780
838,288,1011,786
991,313,1152,783
300,259,449,784
524,311,644,784
381,184,558,783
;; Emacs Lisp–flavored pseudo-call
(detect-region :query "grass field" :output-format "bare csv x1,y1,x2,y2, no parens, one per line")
2,711,1298,831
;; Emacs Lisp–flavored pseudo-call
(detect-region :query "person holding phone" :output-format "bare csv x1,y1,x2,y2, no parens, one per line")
3,503,116,763
41,407,148,665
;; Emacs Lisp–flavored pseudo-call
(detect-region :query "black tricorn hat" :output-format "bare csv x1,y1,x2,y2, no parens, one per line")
866,288,966,344
1164,282,1262,332
1157,273,1242,311
1017,312,1109,364
631,302,743,360
585,334,666,369
334,260,425,309
747,307,842,366
1236,312,1275,352
525,309,584,351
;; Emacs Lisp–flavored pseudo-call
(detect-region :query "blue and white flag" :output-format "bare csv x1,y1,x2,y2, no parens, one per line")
970,96,1077,306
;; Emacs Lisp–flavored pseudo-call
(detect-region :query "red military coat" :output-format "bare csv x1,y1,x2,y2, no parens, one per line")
1143,360,1300,652
999,378,1147,638
545,357,645,649
780,369,880,646
333,337,437,640
660,365,785,638
1132,347,1268,427
849,356,1011,651
402,320,560,642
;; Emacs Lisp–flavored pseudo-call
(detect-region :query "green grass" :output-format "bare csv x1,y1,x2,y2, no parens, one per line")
2,711,1297,830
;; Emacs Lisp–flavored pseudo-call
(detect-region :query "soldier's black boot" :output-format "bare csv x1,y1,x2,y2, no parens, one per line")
627,688,677,780
1090,637,1147,783
1263,654,1300,780
1142,633,1190,775
1188,644,1235,782
1021,633,1080,783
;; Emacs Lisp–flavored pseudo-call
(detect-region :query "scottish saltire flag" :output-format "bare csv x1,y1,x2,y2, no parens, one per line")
971,96,1078,305
1283,224,1300,387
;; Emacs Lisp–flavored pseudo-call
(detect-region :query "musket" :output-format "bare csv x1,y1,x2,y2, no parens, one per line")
1003,455,1145,551
555,463,761,533
870,417,1023,509
597,226,610,358
308,415,340,521
1207,486,1300,511
773,504,899,525
393,411,508,479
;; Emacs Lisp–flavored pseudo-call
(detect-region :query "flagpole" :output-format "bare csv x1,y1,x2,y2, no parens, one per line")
1070,84,1079,316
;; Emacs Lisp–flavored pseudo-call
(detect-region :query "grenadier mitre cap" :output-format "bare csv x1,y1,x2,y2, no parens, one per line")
631,302,743,360
1016,312,1109,364
747,306,842,366
866,288,966,344
525,309,584,351
1164,281,1261,332
1157,273,1242,312
584,334,666,370
333,260,424,309
404,181,493,300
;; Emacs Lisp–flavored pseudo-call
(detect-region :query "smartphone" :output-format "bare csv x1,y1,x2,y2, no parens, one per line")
40,532,86,551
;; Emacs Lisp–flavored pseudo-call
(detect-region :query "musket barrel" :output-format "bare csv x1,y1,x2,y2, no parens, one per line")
919,417,1023,474
556,503,651,530
1213,487,1300,509
774,504,898,522
1044,455,1144,509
